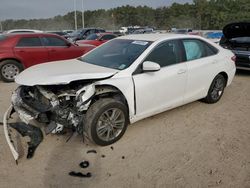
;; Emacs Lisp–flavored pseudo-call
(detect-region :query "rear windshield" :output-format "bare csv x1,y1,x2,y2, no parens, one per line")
0,35,7,41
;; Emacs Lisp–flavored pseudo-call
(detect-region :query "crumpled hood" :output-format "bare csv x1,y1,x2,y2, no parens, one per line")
223,22,250,39
15,59,118,86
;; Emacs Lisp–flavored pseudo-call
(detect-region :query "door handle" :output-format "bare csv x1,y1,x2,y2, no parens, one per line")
16,50,25,52
49,49,56,52
177,69,187,74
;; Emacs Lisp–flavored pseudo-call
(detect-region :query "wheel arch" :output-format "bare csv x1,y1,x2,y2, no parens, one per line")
218,71,228,86
92,84,130,122
0,58,25,69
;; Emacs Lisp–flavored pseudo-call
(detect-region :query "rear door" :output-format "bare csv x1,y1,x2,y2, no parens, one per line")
42,36,84,62
14,36,49,68
181,39,220,103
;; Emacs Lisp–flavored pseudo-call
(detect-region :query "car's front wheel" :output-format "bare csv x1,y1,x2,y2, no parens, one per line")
85,98,129,146
203,74,226,104
0,60,23,82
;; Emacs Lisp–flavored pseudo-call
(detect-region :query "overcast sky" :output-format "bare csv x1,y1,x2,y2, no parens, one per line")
0,0,192,20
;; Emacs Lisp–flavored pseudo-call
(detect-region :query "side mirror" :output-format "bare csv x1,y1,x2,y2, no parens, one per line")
66,42,72,47
142,61,161,72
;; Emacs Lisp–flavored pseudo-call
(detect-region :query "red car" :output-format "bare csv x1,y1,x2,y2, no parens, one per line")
76,33,117,47
0,33,94,82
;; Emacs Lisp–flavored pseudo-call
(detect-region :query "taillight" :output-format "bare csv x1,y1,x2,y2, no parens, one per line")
231,55,236,62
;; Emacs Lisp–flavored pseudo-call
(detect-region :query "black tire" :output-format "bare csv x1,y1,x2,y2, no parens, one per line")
203,74,226,104
0,60,23,82
85,98,129,146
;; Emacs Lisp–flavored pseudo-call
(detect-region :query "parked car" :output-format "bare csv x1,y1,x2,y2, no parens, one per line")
76,33,117,47
220,22,250,70
0,33,95,82
63,30,74,34
67,28,105,42
132,28,154,34
4,29,43,34
46,31,68,36
172,28,193,34
4,34,235,161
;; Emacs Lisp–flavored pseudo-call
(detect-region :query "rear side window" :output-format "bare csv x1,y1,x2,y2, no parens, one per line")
183,39,218,61
101,35,116,40
99,29,106,33
144,40,183,67
42,36,67,46
16,37,42,47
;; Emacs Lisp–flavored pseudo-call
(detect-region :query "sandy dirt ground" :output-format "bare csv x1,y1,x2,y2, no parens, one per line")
0,70,250,188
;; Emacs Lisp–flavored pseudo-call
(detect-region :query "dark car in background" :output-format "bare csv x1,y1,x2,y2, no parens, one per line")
220,22,250,70
0,33,95,82
67,28,105,42
76,33,117,47
46,31,68,37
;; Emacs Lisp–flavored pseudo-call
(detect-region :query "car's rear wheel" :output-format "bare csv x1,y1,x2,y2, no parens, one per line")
85,98,128,146
0,60,23,82
203,74,226,104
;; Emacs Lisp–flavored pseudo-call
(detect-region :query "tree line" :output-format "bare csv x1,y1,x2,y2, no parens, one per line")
2,0,250,31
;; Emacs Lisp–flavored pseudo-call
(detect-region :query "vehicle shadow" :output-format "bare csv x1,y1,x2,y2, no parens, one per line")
236,69,250,76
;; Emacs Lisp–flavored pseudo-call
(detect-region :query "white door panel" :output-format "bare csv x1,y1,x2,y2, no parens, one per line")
182,39,222,103
133,63,187,119
184,55,219,103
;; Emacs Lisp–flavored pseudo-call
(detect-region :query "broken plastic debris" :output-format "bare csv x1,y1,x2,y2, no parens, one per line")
10,122,43,159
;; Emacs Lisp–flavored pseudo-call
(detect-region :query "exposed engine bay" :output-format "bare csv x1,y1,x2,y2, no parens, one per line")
12,83,95,134
4,81,121,161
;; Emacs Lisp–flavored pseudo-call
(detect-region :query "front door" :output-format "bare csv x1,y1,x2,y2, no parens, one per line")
42,36,83,62
14,36,49,68
133,40,187,119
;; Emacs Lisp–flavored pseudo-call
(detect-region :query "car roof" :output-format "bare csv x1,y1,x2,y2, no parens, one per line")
4,33,65,38
97,32,115,36
5,29,43,33
77,28,104,30
118,33,200,42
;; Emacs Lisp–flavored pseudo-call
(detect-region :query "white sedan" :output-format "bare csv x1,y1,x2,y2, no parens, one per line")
4,34,236,160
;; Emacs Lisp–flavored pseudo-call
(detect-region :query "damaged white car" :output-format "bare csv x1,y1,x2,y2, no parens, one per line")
4,34,236,161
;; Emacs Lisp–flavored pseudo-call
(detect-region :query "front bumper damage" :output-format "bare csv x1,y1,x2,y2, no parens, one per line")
3,105,44,162
3,106,19,161
3,84,96,162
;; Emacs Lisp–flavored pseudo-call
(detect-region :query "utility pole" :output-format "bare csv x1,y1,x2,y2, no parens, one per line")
74,0,78,30
82,0,84,28
0,21,3,32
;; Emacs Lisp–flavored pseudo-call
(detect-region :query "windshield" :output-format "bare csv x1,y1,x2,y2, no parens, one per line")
80,39,152,70
86,33,98,40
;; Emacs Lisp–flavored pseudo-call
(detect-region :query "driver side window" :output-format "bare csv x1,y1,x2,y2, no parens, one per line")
144,40,182,67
